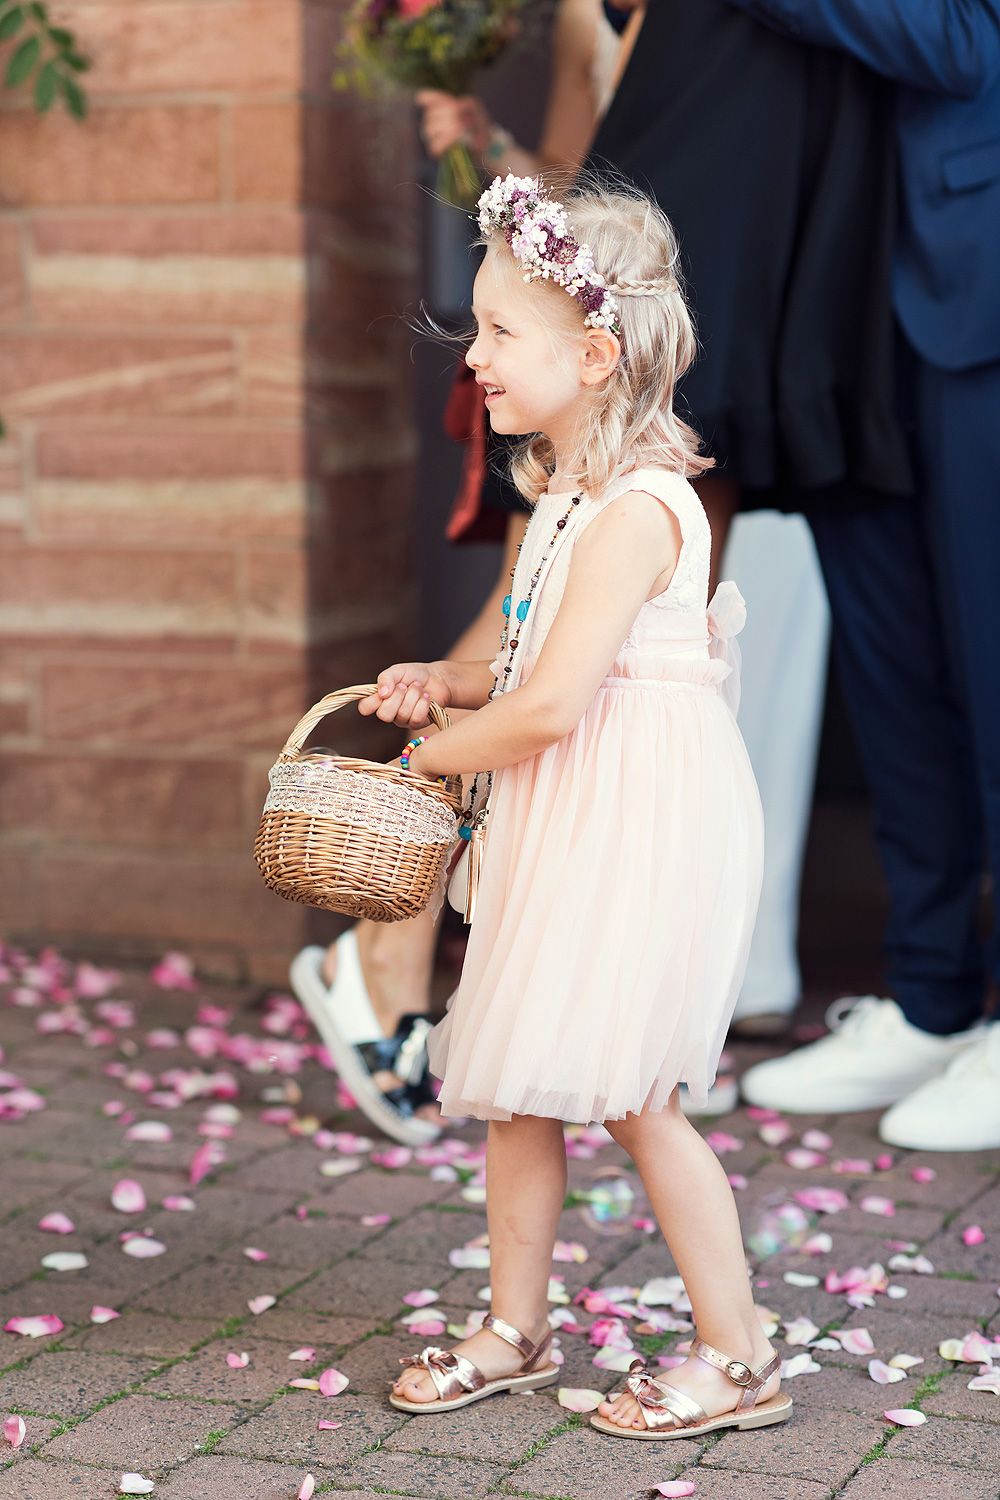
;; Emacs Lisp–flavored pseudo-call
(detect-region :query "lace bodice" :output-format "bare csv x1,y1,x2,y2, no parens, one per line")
502,468,718,689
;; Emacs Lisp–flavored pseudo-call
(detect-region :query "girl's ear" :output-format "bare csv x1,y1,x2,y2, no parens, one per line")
580,327,622,387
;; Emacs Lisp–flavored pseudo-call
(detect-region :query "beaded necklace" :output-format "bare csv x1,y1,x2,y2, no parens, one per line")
456,490,582,919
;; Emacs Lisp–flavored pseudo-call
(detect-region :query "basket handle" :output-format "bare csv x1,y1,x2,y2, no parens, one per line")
277,684,451,761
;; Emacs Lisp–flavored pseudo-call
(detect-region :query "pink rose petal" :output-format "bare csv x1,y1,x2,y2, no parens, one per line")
758,1120,792,1146
830,1328,875,1356
226,1352,250,1368
145,1029,181,1049
869,1358,907,1385
786,1148,827,1170
832,1158,873,1174
727,1173,748,1190
361,1214,390,1227
318,1367,349,1396
407,1319,446,1337
962,1225,985,1247
122,1236,166,1258
4,1314,63,1337
288,1348,315,1361
402,1289,439,1307
557,1387,604,1412
860,1195,895,1218
125,1121,173,1143
883,1408,926,1426
248,1295,276,1315
151,951,199,991
111,1179,146,1214
4,1414,26,1448
38,1212,75,1235
298,1475,315,1500
801,1129,833,1151
289,1378,320,1390
874,1153,894,1170
652,1484,696,1498
705,1132,743,1154
243,1248,269,1262
317,1420,342,1430
794,1187,849,1214
189,1140,226,1186
91,1306,120,1323
162,1196,196,1212
910,1166,936,1183
370,1146,412,1169
103,1100,126,1116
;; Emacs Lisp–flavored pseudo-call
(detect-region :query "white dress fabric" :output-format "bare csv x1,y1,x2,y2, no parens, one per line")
428,467,765,1122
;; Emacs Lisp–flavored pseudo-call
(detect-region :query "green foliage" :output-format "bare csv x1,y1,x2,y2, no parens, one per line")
0,0,90,115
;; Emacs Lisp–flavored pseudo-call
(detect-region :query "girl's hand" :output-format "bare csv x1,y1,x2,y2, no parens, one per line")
416,89,492,160
358,662,452,729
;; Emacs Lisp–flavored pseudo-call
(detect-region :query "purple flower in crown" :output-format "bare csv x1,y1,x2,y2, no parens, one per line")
477,174,622,334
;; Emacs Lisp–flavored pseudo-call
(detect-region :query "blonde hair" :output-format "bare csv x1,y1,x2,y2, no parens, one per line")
480,176,712,504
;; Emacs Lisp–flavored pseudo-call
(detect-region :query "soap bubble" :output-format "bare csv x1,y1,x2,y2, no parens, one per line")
579,1168,635,1236
746,1195,817,1259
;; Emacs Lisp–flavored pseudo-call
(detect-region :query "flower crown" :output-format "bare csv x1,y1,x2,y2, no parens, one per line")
477,174,622,333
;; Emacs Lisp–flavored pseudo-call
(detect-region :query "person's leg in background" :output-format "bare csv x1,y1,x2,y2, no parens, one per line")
723,511,830,1035
290,512,529,1144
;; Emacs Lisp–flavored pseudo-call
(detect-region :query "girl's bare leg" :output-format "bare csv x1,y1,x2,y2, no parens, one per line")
694,475,742,596
598,1094,778,1429
394,1113,565,1402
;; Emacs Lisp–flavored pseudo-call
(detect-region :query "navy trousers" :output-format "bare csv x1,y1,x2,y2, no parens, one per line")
809,350,1000,1035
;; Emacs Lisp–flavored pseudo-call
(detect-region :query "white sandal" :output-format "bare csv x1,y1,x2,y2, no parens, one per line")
590,1336,792,1440
290,934,440,1147
389,1315,559,1413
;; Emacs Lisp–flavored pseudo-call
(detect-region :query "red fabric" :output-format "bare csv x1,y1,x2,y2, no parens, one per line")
443,360,507,544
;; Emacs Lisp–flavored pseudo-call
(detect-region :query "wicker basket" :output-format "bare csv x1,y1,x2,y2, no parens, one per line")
254,685,462,923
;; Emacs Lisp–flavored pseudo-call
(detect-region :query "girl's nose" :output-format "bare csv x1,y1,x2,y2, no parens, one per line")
466,335,485,370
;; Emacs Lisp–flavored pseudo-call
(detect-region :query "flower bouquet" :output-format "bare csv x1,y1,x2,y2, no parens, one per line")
336,0,524,208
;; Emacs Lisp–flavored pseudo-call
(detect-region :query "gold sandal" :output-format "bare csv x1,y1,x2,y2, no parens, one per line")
590,1335,792,1439
388,1314,558,1413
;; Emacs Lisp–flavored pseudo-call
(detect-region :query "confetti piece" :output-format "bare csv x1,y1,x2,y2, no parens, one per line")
4,1415,25,1448
883,1409,926,1426
41,1251,87,1272
122,1237,166,1258
963,1226,985,1246
779,1353,821,1377
557,1387,604,1412
4,1315,63,1337
361,1214,390,1227
860,1196,895,1218
243,1248,269,1263
38,1212,75,1234
869,1359,907,1385
226,1352,250,1368
318,1368,349,1396
125,1121,172,1143
162,1196,196,1212
91,1306,120,1324
402,1289,439,1307
298,1475,315,1500
111,1179,146,1214
119,1477,155,1495
318,1420,343,1430
288,1347,315,1361
248,1296,275,1315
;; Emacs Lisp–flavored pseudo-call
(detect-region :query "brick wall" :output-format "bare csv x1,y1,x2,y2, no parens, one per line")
0,0,418,982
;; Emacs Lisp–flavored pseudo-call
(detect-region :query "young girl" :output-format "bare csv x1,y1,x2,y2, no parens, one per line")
359,175,789,1439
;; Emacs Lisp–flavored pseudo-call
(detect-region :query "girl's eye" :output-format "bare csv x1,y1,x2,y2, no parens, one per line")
493,325,509,337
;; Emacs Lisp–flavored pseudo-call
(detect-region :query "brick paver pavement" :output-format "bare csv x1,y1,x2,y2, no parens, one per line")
1,968,999,1499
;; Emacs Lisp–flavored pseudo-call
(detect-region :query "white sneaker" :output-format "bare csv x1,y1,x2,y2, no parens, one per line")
879,1025,1000,1150
739,996,978,1113
679,1075,738,1117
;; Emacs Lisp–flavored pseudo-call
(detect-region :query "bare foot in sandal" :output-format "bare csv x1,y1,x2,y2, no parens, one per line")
596,1333,786,1436
392,1315,556,1410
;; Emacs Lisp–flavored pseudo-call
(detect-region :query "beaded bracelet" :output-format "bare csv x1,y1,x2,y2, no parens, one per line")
399,736,427,770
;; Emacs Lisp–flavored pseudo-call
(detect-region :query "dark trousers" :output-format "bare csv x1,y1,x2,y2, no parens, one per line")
809,349,1000,1035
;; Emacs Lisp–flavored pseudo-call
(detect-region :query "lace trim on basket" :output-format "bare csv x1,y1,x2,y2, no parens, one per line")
264,762,458,845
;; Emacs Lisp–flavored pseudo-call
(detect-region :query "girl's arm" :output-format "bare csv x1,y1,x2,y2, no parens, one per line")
406,490,680,778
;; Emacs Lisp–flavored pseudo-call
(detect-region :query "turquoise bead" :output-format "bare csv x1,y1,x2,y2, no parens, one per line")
516,600,530,621
502,595,512,617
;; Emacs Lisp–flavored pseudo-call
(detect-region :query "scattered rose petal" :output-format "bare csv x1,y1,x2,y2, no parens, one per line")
4,1315,63,1337
758,1120,792,1147
298,1475,315,1500
592,1343,638,1371
727,1173,748,1190
318,1157,361,1178
705,1132,743,1154
122,1237,166,1258
888,1253,934,1275
162,1196,196,1212
248,1296,275,1315
4,1415,26,1448
910,1166,936,1183
883,1409,926,1426
125,1121,173,1144
638,1276,685,1306
151,951,198,990
888,1354,923,1370
189,1139,227,1186
145,1029,181,1049
558,1387,604,1412
402,1289,439,1308
448,1246,491,1269
405,1318,446,1337
318,1367,349,1396
95,1001,135,1030
317,1420,342,1430
289,1378,320,1390
227,1352,250,1368
429,1164,458,1182
782,1271,819,1287
785,1149,827,1170
794,1187,849,1214
801,1129,833,1151
91,1306,120,1323
288,1348,315,1361
832,1158,873,1174
371,1146,412,1169
103,1100,126,1116
963,1226,985,1246
887,1286,908,1299
41,1251,87,1272
651,1484,696,1497
782,1316,820,1346
111,1179,146,1214
968,1371,1000,1394
552,1240,589,1264
869,1359,907,1385
874,1153,894,1170
779,1352,821,1377
830,1328,875,1356
38,1212,75,1234
802,1232,833,1255
243,1248,269,1263
633,1217,657,1232
361,1214,390,1227
860,1196,895,1218
119,1477,155,1495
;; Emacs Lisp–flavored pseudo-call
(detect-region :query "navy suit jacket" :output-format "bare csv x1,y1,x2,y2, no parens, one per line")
725,0,1000,370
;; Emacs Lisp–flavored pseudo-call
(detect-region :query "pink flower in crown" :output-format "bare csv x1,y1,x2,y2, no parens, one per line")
396,0,441,17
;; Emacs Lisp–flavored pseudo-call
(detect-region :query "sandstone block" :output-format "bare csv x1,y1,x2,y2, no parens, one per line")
36,426,305,481
0,335,236,419
231,103,302,203
0,221,23,324
35,476,308,543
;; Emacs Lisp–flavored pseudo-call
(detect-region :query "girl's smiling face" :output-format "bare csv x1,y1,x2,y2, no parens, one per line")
466,247,618,452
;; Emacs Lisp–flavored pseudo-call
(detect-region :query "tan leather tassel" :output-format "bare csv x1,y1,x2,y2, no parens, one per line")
465,817,487,925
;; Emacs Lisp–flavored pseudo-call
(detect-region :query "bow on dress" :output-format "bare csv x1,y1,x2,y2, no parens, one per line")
707,579,747,717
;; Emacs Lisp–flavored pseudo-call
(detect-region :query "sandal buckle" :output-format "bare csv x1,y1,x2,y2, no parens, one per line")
726,1360,753,1386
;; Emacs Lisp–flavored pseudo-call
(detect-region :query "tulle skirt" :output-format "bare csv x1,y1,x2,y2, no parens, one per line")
428,674,764,1123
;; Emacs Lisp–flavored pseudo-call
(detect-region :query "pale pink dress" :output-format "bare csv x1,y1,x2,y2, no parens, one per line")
428,467,764,1122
